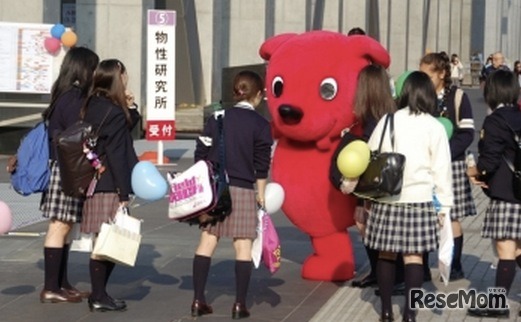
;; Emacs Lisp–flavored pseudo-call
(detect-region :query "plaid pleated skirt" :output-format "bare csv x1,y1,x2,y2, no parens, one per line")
450,160,477,220
365,201,438,253
40,161,84,223
482,199,521,239
81,193,119,234
203,186,257,239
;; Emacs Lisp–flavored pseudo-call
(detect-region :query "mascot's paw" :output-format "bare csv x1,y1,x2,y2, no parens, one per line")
301,232,355,281
301,253,355,281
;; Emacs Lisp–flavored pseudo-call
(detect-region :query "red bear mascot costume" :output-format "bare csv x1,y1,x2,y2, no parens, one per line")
259,31,390,281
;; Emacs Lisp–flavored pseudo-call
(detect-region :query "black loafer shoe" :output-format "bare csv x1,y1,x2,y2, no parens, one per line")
61,287,90,299
374,282,405,296
88,297,127,312
191,300,213,317
232,302,250,319
108,296,126,307
467,307,510,319
40,289,82,303
351,273,377,288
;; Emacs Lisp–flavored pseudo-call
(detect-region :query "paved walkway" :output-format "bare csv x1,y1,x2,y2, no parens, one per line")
312,186,521,322
0,152,517,322
1,88,520,321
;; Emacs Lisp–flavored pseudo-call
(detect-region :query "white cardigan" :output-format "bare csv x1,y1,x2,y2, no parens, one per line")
367,107,454,215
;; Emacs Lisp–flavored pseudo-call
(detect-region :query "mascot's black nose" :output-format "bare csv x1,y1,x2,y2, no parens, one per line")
278,105,303,125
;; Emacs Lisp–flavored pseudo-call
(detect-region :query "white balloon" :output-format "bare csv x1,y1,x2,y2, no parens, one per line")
264,182,285,214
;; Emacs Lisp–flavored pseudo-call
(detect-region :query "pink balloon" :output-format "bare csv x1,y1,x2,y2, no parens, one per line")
44,37,61,54
0,201,13,234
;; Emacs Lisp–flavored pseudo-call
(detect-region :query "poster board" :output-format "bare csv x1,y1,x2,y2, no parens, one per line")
0,22,65,94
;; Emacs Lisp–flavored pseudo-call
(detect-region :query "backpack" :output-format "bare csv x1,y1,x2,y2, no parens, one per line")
54,107,112,198
55,121,97,197
10,121,51,196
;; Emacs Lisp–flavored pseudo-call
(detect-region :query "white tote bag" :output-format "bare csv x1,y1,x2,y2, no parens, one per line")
114,206,141,234
438,211,454,286
92,206,142,267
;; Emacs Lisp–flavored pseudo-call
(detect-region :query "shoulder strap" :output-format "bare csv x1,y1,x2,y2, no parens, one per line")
497,112,520,172
215,113,226,179
389,113,395,150
94,106,113,136
454,88,463,127
377,114,394,153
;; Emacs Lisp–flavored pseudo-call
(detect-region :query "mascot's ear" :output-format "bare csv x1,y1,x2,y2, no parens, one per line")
347,35,391,68
259,33,298,60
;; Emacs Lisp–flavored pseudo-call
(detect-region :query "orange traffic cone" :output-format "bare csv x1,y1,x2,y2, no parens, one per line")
138,151,169,164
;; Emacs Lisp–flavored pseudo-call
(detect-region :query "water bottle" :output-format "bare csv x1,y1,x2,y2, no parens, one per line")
432,192,442,212
466,152,476,168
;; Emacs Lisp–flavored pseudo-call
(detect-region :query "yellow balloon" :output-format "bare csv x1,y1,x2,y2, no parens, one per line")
336,146,370,178
345,140,370,161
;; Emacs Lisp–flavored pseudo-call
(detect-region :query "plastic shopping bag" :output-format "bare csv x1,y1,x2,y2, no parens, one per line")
262,212,281,274
69,223,94,253
438,211,453,286
251,208,264,269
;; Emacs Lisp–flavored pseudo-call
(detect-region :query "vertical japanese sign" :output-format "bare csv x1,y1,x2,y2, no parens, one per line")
146,10,176,141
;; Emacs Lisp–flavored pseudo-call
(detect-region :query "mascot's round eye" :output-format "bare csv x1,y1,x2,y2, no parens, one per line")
272,76,284,98
320,77,337,100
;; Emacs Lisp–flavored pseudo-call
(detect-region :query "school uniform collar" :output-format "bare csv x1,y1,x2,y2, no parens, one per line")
437,88,445,100
496,103,516,110
234,101,255,110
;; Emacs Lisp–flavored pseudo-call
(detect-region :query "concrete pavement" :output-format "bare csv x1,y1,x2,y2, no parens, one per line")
0,88,519,321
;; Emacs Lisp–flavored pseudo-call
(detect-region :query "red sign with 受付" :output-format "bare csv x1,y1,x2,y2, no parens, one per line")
146,120,176,140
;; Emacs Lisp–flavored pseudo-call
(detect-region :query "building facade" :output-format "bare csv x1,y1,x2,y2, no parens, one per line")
0,0,519,150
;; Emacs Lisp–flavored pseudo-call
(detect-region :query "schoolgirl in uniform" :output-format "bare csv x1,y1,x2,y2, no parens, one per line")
420,51,477,281
81,59,140,312
364,71,453,322
39,47,99,304
191,70,273,319
467,69,521,319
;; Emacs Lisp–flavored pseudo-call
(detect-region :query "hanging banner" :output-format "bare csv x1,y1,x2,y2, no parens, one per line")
146,10,176,141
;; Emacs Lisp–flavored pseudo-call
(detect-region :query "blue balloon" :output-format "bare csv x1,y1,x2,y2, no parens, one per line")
50,24,66,39
131,161,168,201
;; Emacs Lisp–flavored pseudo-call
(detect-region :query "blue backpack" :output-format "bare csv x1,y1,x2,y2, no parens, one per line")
10,121,50,196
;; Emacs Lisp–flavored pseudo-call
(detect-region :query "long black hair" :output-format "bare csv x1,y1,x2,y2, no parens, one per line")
42,47,99,120
398,71,437,115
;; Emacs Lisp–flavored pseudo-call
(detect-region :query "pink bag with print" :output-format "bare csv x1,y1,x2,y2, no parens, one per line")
262,213,281,274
